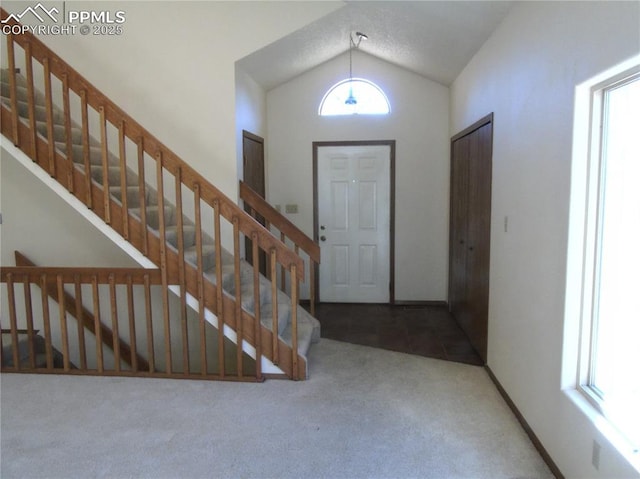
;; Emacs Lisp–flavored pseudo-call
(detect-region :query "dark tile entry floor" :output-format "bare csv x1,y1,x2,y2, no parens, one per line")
315,303,484,366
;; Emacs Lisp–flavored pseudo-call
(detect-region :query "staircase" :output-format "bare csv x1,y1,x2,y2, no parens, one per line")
0,10,320,380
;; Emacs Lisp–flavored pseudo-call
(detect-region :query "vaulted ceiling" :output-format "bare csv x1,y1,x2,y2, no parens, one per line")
237,1,514,90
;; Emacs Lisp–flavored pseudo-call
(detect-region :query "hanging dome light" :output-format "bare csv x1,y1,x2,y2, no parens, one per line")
345,89,357,105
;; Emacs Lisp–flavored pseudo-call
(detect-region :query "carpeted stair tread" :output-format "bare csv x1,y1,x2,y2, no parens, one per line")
0,81,46,105
183,244,217,272
1,98,65,124
90,164,138,187
280,313,315,359
55,142,104,166
35,121,83,144
129,204,177,230
164,225,200,248
0,69,27,87
234,278,271,313
260,302,289,336
110,186,158,209
202,264,236,286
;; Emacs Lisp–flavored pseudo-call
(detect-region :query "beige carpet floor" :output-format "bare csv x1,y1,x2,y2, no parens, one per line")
0,339,554,479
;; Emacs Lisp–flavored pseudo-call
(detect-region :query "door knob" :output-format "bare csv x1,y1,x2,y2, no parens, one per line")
320,236,326,242
320,225,326,230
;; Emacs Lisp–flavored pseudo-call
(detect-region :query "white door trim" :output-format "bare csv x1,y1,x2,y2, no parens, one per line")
313,140,395,304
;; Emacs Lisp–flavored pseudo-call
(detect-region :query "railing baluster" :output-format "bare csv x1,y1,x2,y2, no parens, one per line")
310,261,316,317
74,276,87,370
213,200,225,377
265,220,272,280
99,106,111,224
174,167,189,374
252,233,262,380
144,273,155,373
7,274,20,370
294,246,300,305
24,42,38,159
126,275,138,373
6,34,19,145
194,184,207,375
233,217,243,378
136,137,148,255
280,232,286,292
118,121,129,239
23,277,36,369
108,274,121,372
80,90,93,209
270,249,279,365
290,264,299,380
43,59,56,176
0,316,4,370
213,200,223,316
62,73,74,192
57,275,71,372
40,274,54,370
91,276,104,373
155,152,172,374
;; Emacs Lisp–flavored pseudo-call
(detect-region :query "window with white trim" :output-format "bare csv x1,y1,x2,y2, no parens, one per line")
577,66,640,451
318,78,390,116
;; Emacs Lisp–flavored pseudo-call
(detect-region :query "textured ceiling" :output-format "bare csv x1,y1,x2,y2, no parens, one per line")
237,1,513,90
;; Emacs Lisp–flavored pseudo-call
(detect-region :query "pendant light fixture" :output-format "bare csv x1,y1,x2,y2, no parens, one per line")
346,31,368,106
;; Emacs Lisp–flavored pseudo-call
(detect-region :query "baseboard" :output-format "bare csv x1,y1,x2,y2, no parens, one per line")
305,300,448,308
262,373,289,380
485,365,565,479
392,300,448,307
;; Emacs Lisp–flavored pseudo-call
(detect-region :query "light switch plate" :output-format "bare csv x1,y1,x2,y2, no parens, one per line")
285,204,298,214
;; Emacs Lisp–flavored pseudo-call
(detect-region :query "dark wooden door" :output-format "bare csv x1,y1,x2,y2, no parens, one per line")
242,130,267,274
449,134,471,327
449,114,493,363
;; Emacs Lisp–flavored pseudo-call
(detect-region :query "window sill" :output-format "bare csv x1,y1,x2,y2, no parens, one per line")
564,388,640,474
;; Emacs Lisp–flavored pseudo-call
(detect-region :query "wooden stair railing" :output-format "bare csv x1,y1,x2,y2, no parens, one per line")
1,8,309,380
13,251,150,372
0,264,257,380
239,181,321,316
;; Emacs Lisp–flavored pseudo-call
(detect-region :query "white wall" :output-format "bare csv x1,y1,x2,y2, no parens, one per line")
267,51,450,301
450,2,640,477
0,147,138,268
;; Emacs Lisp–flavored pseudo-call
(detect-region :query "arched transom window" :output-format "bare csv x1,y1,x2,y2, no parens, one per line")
319,78,390,116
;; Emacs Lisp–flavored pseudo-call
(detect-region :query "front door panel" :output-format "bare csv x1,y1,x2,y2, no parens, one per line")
318,145,391,302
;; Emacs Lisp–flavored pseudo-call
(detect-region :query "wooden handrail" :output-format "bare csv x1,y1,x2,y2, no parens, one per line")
0,266,164,284
1,7,310,379
240,181,320,263
13,251,151,371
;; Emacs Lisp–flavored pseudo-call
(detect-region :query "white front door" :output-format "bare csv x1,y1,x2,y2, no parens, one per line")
317,145,391,302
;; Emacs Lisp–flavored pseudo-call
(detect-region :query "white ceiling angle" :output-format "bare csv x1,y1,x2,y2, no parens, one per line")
237,1,513,90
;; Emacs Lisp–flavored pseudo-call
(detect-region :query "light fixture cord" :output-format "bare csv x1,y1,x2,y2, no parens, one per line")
349,35,354,80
